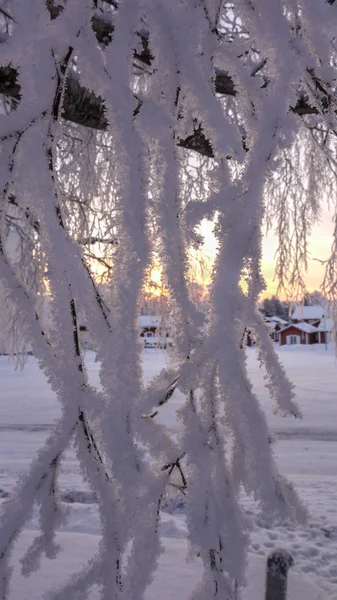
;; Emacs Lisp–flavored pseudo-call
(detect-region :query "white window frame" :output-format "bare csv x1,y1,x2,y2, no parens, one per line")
286,334,300,345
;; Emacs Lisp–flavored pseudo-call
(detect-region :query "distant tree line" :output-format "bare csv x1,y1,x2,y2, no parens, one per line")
260,291,327,320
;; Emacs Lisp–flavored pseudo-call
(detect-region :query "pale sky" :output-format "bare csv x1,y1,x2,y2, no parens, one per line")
262,203,335,298
199,203,335,299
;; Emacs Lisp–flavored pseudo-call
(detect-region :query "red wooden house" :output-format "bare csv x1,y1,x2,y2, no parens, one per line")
279,322,318,346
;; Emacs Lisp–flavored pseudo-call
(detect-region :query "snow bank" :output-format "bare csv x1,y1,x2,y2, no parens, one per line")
9,531,323,600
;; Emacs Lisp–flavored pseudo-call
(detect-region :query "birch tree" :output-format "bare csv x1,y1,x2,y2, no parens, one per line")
0,1,336,598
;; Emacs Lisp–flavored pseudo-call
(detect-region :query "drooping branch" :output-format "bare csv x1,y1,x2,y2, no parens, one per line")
0,65,323,157
0,2,322,598
45,1,152,63
1,1,334,158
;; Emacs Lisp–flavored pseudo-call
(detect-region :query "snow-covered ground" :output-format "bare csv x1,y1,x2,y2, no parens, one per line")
1,345,336,598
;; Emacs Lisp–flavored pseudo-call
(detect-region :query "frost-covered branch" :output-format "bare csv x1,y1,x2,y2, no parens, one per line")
1,1,336,599
0,64,330,158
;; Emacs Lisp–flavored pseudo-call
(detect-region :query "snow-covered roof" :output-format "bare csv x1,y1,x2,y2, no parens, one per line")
317,318,333,331
281,322,318,334
139,315,162,329
291,306,324,321
268,316,288,325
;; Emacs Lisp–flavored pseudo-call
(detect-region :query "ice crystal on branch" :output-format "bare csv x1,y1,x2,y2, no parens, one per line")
0,0,336,598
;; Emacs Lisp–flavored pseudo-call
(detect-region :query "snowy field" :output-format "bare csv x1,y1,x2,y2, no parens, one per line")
1,345,337,599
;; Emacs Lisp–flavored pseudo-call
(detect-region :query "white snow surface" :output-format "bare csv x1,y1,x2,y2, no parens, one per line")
9,531,323,600
139,315,163,329
291,306,325,322
1,345,337,599
281,322,318,333
268,316,288,325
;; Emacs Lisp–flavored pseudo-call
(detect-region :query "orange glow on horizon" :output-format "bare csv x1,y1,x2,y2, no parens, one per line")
198,215,335,301
88,207,334,302
143,265,168,297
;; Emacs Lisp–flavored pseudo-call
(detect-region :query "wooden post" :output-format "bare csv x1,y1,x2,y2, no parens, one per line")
265,549,293,600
